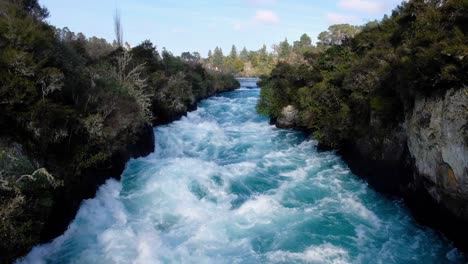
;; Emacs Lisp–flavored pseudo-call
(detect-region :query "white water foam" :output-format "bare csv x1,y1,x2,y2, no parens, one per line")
17,86,463,264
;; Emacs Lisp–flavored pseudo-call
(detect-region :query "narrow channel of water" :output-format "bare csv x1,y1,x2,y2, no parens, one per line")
19,79,463,264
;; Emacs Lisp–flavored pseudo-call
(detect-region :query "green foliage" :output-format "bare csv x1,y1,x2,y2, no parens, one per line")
211,47,224,69
317,24,362,47
276,38,292,59
206,35,316,77
0,1,240,261
0,143,61,263
293,34,313,54
257,0,467,148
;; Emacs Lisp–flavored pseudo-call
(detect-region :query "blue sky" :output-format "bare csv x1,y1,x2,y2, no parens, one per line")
40,0,403,56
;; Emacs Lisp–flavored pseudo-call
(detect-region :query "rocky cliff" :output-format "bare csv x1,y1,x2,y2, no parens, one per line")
276,105,299,129
273,86,468,251
406,87,468,220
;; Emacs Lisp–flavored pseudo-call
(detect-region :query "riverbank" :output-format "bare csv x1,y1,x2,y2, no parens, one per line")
0,2,242,262
264,90,468,256
1,78,240,264
255,0,468,255
18,83,464,263
264,86,468,255
339,136,468,254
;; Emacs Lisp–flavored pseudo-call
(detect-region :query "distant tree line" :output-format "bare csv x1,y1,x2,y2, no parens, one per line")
202,24,361,77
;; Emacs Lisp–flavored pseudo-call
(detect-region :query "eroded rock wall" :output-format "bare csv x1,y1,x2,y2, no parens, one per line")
406,87,468,219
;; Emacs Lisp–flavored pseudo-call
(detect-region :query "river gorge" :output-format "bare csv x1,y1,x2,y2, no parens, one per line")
18,79,464,264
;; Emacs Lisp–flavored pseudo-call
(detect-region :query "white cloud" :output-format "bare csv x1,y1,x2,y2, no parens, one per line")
327,13,358,24
233,22,243,31
254,10,279,24
338,0,385,13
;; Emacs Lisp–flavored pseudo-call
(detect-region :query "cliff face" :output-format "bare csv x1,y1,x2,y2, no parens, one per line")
273,87,468,250
256,0,468,252
276,105,300,129
406,87,468,220
338,88,468,251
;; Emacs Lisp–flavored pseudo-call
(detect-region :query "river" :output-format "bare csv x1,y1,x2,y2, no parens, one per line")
18,79,463,263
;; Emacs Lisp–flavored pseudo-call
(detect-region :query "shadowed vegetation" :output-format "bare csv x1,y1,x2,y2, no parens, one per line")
257,0,468,148
0,0,239,262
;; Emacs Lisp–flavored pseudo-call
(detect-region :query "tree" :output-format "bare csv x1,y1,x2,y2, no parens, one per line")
276,38,291,59
317,24,362,47
2,0,50,20
131,40,160,71
212,47,224,69
293,33,312,53
0,2,242,261
86,36,114,60
192,52,201,61
240,47,249,61
115,52,150,118
39,68,64,102
114,9,123,47
230,45,238,60
181,52,195,61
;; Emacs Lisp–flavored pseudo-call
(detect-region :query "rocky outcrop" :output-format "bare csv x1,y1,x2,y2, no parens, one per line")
152,99,197,126
276,105,299,129
334,87,468,252
406,87,468,220
269,88,468,248
338,126,412,195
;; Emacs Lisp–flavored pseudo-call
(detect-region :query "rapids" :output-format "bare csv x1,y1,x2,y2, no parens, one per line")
18,79,464,264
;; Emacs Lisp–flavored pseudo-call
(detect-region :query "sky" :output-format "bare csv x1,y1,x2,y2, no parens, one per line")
39,0,404,56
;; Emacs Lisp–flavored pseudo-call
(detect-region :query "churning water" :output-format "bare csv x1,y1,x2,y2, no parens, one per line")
19,79,464,263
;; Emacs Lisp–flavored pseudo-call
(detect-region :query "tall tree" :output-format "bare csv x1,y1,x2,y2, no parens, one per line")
192,51,201,61
230,45,238,60
114,9,123,47
259,44,268,64
240,47,249,61
317,24,361,47
293,33,312,53
207,50,213,63
212,47,224,69
277,38,292,59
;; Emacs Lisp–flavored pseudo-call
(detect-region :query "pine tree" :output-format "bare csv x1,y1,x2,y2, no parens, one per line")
212,47,224,69
230,45,238,60
278,38,291,59
240,47,249,61
259,44,268,64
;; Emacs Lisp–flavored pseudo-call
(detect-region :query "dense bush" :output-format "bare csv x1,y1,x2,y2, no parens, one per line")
0,0,239,261
257,0,468,148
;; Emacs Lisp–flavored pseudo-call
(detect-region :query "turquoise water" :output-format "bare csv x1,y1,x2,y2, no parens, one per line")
19,80,464,263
